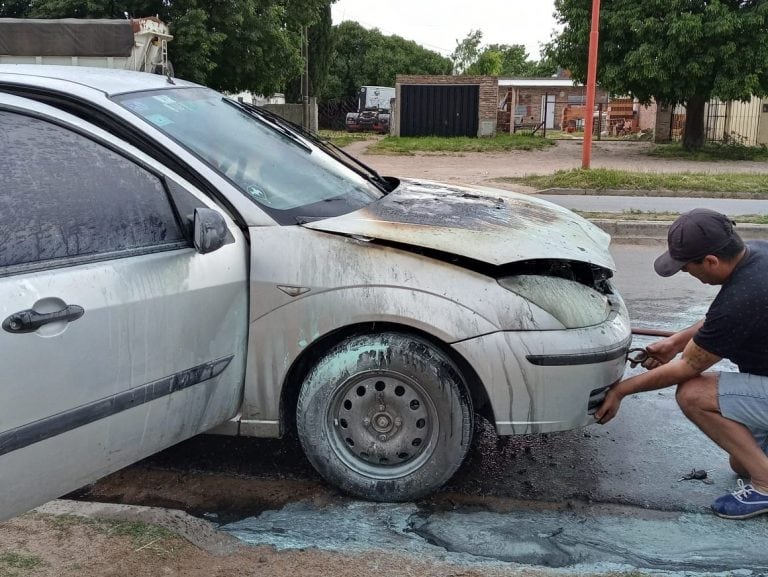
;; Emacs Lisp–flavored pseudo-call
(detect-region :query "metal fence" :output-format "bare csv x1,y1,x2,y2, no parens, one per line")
670,99,762,145
317,96,358,131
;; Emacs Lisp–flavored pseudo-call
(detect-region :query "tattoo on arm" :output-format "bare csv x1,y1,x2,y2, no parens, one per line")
682,341,720,373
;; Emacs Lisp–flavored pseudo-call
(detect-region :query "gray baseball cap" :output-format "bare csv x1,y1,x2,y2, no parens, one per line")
654,209,737,277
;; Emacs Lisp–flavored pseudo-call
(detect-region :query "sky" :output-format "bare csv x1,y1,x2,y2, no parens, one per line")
331,0,560,60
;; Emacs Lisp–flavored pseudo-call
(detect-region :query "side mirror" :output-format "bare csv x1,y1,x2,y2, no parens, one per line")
193,208,229,254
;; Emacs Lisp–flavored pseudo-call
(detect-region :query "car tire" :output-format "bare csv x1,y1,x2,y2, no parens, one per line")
296,332,473,501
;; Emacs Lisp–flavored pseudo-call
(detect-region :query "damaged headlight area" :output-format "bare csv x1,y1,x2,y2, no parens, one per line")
498,260,615,329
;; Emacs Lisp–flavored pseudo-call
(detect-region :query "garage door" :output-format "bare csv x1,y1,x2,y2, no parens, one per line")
400,85,479,137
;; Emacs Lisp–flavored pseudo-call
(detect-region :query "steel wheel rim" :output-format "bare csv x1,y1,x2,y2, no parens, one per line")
325,370,439,480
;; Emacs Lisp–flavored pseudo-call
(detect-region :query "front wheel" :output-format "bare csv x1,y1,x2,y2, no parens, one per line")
296,333,473,501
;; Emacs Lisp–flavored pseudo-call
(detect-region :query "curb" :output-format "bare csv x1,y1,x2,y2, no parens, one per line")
34,499,240,556
538,188,766,200
592,219,768,245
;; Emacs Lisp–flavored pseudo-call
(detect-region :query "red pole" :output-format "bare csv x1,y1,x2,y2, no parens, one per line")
582,0,601,169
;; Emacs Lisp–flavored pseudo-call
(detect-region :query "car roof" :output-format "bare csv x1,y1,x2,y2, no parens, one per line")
0,64,199,96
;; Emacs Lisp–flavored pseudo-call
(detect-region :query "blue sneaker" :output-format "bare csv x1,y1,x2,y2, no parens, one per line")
711,479,768,519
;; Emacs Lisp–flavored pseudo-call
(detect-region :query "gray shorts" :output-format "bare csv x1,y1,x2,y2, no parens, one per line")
719,371,768,452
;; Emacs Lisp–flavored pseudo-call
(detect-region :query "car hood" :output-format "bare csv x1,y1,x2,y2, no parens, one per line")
304,179,615,270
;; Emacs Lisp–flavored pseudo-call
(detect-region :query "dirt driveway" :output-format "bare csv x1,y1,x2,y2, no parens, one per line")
347,140,768,190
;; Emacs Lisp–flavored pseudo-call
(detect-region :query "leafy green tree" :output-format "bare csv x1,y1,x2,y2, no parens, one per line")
450,29,483,74
166,3,225,85
486,44,528,76
487,43,556,77
324,21,373,99
207,0,303,95
466,49,503,75
307,3,334,98
324,21,451,100
530,51,558,78
284,3,334,101
0,0,33,16
452,31,554,77
20,0,162,20
549,0,768,150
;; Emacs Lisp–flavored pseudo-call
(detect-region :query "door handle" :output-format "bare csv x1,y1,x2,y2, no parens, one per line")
2,305,85,334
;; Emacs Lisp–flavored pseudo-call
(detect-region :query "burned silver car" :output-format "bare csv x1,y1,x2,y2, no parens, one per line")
0,65,630,519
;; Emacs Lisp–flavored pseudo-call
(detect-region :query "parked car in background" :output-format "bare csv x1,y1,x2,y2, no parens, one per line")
0,65,631,521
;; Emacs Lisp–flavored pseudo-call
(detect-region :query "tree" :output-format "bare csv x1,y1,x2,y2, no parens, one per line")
166,3,226,86
0,0,32,16
206,0,303,95
549,0,768,150
284,3,334,101
466,50,503,76
487,43,557,77
450,29,483,74
485,44,528,76
307,3,334,98
324,21,451,100
452,30,554,77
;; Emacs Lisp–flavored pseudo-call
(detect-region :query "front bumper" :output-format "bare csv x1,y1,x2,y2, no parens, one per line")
452,300,630,436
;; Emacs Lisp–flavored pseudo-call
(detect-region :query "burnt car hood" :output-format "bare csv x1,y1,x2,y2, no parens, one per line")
304,179,615,270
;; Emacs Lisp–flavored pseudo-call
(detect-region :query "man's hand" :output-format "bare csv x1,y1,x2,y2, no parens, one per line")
642,320,705,369
595,388,624,424
643,336,679,369
595,333,720,426
596,338,720,425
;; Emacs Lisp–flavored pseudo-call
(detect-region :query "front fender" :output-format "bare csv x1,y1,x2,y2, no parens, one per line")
240,285,499,432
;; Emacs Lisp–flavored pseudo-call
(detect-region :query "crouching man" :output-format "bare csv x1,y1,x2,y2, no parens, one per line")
597,208,768,519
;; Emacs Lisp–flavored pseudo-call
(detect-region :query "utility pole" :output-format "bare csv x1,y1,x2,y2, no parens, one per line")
301,25,310,130
582,0,601,169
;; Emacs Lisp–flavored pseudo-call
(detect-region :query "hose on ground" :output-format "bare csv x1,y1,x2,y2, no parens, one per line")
631,327,674,338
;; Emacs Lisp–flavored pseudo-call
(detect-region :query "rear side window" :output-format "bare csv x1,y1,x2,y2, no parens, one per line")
0,111,186,269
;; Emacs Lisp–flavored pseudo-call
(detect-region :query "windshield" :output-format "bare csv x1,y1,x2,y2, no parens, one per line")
114,87,384,224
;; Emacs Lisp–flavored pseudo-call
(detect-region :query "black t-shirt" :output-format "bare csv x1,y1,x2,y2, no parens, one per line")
694,240,768,376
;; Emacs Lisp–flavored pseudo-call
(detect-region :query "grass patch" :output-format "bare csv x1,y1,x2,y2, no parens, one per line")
544,130,580,140
42,514,92,530
41,513,175,545
575,209,768,224
102,520,177,548
649,142,768,161
545,130,652,142
368,134,555,155
545,130,653,142
40,514,181,556
316,129,376,148
499,168,768,193
0,552,43,574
